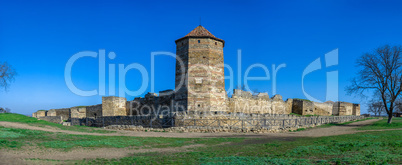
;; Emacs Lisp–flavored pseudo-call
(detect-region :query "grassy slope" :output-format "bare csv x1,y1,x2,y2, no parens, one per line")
82,117,402,164
0,113,113,133
1,113,401,164
85,130,402,165
0,126,243,151
358,117,402,130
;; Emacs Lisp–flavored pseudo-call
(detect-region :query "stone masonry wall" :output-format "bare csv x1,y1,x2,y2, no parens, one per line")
102,96,127,116
312,102,333,116
175,37,227,112
86,104,102,118
77,114,365,133
47,108,70,120
292,99,314,115
36,110,47,117
333,102,353,116
70,107,86,119
128,91,176,116
292,99,333,116
353,104,361,116
228,89,292,114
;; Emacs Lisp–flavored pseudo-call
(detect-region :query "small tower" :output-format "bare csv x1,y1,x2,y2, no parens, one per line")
174,26,227,112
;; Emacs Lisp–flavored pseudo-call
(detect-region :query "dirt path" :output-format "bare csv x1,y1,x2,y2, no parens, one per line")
0,119,400,164
0,144,205,162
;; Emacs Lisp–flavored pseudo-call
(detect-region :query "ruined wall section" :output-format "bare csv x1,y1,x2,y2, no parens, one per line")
86,104,102,118
70,107,86,119
292,99,314,116
47,108,70,120
292,100,333,116
333,102,353,116
70,104,102,119
272,95,293,114
312,102,333,116
352,104,360,116
228,89,271,114
102,96,127,116
35,110,47,117
227,89,291,114
128,91,175,116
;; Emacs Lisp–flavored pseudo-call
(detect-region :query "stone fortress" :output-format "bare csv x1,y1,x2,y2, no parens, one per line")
33,26,360,129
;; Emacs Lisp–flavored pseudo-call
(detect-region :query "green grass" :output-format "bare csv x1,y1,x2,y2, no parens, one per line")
293,98,312,102
289,113,302,116
314,117,376,129
290,117,375,132
82,130,402,165
358,117,402,130
0,113,114,133
1,114,401,164
0,126,243,151
304,114,319,117
73,106,87,108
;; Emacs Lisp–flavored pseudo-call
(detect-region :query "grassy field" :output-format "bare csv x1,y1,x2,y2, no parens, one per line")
0,113,114,133
0,126,243,151
0,113,401,164
358,117,402,130
78,129,401,165
315,117,378,128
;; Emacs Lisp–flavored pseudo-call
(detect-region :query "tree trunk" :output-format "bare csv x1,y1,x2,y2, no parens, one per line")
387,113,393,124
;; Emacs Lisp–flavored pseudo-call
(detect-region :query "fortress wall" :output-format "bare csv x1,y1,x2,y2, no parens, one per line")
228,90,271,114
47,108,70,120
333,102,354,116
271,95,292,114
227,89,291,114
352,104,360,116
32,112,37,118
86,104,102,118
70,107,86,119
104,115,365,133
312,102,333,116
36,110,47,117
102,96,127,116
292,100,333,116
128,91,176,116
292,99,314,115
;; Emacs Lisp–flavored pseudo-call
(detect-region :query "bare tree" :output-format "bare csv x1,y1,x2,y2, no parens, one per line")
0,107,10,113
0,62,17,91
394,99,402,113
368,101,385,116
347,45,402,123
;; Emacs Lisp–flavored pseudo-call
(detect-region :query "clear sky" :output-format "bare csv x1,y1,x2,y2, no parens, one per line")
1,0,402,115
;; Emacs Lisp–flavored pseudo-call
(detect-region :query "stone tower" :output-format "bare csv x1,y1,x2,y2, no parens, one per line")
174,25,227,112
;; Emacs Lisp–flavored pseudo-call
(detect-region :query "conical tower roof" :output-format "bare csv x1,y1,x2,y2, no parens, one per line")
176,25,224,45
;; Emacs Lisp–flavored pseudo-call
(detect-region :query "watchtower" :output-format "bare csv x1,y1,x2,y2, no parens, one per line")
174,26,227,112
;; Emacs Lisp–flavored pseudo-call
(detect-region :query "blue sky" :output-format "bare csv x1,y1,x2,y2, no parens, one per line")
1,0,402,115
